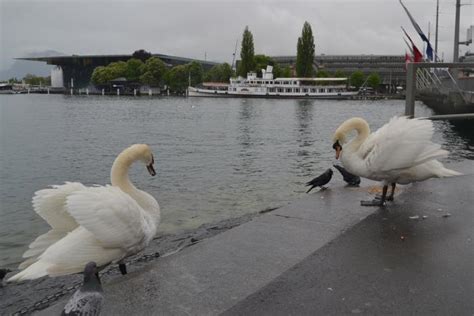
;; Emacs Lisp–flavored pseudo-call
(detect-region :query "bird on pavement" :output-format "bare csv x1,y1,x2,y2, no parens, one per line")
333,164,361,186
306,168,333,193
8,144,161,282
61,262,104,316
332,116,461,206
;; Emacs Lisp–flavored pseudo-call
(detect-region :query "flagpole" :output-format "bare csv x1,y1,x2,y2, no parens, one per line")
435,0,439,60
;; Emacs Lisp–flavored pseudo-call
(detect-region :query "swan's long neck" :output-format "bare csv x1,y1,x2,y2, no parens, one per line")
111,149,140,195
351,119,370,148
337,118,370,149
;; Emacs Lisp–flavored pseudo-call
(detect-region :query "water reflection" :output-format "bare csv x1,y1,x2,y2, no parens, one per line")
237,99,260,175
294,100,317,177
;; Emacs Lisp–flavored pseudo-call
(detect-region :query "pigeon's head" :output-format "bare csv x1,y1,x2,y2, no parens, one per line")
84,262,100,283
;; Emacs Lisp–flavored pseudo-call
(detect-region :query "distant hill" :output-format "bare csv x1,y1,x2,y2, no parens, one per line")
0,50,65,80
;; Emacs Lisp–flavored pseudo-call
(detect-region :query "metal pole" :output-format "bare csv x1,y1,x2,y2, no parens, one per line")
435,0,439,58
453,0,461,62
452,0,461,80
405,63,416,117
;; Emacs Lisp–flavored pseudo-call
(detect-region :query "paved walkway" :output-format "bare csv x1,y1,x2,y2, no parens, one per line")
38,161,473,315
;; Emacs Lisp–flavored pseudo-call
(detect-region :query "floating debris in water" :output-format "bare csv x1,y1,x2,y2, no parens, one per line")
437,208,443,212
400,235,406,241
409,215,420,220
442,213,452,218
422,215,428,219
327,287,334,291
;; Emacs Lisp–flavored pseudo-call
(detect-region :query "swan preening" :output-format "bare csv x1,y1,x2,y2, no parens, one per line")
332,117,461,206
8,144,160,282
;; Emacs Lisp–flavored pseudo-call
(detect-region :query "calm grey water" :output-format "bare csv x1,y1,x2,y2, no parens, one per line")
0,95,472,268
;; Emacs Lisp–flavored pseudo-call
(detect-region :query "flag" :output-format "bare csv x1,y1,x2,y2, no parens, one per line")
401,26,423,62
399,0,434,60
413,45,423,62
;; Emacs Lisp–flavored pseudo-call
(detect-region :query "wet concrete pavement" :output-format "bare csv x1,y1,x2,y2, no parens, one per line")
34,161,473,315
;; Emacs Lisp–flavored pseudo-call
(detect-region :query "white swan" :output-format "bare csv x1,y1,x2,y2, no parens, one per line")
332,116,461,206
8,144,160,282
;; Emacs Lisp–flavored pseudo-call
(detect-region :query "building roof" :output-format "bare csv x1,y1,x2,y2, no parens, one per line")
16,53,219,67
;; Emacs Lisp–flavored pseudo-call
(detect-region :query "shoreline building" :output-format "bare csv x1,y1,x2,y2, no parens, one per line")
18,54,219,89
271,54,406,91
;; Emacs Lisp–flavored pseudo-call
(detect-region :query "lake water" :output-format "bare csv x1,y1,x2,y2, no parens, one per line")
1,95,472,268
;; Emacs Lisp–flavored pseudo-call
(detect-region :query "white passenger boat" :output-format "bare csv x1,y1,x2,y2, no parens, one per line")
188,66,359,99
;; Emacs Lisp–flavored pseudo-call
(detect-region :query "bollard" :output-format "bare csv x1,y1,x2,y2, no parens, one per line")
47,88,50,95
117,88,120,96
70,88,73,95
134,89,137,96
102,89,105,96
86,88,89,95
148,89,152,96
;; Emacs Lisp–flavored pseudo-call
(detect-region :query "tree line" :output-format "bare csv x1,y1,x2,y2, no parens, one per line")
90,21,383,93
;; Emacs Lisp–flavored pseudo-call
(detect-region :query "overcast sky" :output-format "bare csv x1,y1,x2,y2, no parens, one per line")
1,0,472,71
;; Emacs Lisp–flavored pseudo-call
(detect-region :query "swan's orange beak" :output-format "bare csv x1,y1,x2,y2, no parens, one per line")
335,147,341,159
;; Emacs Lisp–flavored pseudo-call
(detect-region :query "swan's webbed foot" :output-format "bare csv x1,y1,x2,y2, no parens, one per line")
362,184,389,206
119,263,127,275
386,196,394,202
361,199,386,207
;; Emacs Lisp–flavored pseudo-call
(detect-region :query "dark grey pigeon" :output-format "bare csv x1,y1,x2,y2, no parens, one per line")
61,262,104,316
306,168,333,193
0,268,11,281
333,164,361,186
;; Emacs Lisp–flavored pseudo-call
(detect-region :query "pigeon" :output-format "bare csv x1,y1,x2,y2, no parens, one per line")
333,164,361,186
306,168,333,193
61,262,104,316
0,268,11,281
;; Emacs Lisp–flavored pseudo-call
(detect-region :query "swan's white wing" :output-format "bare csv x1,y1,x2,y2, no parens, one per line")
20,182,86,268
66,186,151,250
33,182,86,230
360,117,448,172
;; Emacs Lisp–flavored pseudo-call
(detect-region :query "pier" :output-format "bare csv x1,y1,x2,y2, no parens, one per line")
31,160,473,315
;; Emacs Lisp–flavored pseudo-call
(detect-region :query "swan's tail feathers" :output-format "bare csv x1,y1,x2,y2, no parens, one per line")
438,167,463,178
18,229,66,270
7,261,49,282
416,146,449,166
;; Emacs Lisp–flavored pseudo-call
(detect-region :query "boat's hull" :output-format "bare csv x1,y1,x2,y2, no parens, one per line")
188,87,358,99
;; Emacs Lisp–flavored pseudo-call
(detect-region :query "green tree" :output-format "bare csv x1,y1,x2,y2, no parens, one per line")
165,65,189,93
237,26,255,77
367,72,381,90
350,71,365,88
132,49,152,62
204,63,233,82
315,70,330,78
108,61,127,79
281,66,292,77
140,57,168,86
23,74,51,85
125,58,144,82
334,70,346,78
187,61,203,86
296,21,315,77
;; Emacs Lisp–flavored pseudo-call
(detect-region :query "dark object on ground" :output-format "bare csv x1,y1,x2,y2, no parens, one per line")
119,263,127,275
333,164,361,186
0,268,11,280
61,262,104,316
306,169,333,193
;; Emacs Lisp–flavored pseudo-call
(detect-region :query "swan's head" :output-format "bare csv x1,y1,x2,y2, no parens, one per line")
332,117,369,159
127,144,156,176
